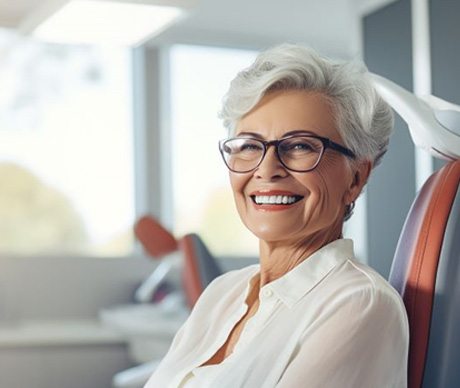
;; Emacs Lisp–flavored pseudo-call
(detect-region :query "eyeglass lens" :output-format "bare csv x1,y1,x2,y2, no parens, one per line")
222,137,324,172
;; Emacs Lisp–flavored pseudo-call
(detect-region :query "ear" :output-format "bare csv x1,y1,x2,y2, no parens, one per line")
344,160,372,205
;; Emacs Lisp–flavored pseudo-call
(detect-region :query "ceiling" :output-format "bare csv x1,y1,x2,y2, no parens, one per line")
0,0,397,58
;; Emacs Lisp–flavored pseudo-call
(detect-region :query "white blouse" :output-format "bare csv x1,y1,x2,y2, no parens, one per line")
145,239,409,388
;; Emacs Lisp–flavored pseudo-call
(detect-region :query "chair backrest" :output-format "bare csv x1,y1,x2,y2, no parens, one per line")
389,160,460,388
179,233,223,308
134,215,178,258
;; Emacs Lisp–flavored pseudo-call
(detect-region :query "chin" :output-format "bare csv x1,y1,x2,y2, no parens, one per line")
245,221,303,244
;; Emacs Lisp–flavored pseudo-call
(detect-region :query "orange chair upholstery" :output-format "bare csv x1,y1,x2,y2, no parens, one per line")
180,233,223,308
389,160,460,388
134,215,178,258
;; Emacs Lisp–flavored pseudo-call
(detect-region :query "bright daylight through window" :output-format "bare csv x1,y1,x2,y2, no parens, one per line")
0,30,135,256
169,45,259,257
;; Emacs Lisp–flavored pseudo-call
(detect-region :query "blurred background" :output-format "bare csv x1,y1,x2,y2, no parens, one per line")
0,0,459,386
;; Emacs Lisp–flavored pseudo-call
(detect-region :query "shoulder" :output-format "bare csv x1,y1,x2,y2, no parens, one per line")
329,258,408,330
342,259,403,303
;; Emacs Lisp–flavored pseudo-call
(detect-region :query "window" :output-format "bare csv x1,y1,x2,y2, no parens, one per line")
0,30,135,256
169,45,258,257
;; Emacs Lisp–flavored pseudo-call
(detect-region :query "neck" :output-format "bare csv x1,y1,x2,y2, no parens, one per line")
256,224,343,288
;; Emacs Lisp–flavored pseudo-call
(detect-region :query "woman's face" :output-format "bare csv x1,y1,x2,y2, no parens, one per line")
230,90,365,244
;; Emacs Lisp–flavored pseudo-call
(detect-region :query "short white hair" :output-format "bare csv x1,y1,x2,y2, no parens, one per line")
219,43,394,168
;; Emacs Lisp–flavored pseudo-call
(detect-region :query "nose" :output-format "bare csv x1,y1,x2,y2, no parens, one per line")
254,145,288,180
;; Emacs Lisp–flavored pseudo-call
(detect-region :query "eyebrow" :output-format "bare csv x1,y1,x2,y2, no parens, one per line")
236,129,318,139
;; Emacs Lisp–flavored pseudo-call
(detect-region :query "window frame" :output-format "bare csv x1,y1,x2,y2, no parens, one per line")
132,45,174,231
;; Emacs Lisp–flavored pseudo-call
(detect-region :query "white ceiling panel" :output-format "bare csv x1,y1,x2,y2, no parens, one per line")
0,0,398,57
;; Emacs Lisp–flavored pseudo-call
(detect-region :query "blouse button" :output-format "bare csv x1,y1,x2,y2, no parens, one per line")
263,289,273,298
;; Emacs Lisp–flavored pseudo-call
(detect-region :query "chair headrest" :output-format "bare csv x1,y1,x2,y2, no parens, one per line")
134,215,178,259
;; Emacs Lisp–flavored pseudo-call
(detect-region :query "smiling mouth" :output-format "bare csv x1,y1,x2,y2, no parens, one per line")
250,194,304,205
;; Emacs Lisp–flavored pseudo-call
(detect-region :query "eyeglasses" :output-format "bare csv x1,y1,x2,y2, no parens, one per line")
219,134,356,173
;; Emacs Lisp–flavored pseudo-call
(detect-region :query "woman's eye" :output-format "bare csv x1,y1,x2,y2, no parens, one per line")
293,142,312,150
240,142,262,152
284,141,314,152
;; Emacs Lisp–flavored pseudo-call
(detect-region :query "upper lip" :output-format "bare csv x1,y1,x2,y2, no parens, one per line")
249,190,303,197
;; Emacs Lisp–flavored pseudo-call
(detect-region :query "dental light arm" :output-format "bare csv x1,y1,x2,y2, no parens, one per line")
133,216,181,303
370,74,460,160
134,251,182,303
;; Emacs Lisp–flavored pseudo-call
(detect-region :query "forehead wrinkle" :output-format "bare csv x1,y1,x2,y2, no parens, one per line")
235,128,325,142
235,131,265,139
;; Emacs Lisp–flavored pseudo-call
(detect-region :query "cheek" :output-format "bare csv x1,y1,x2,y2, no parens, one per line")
229,173,249,206
300,163,350,215
300,176,332,217
318,156,351,195
229,173,243,194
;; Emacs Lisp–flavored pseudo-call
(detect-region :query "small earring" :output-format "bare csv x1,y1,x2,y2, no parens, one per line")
349,201,355,212
344,201,355,221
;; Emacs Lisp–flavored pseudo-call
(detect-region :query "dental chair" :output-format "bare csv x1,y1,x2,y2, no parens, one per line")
112,218,222,388
390,160,460,388
180,233,223,308
133,216,181,303
133,216,222,308
372,75,460,388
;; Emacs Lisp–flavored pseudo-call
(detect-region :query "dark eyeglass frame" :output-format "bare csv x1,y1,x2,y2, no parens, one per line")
218,134,356,173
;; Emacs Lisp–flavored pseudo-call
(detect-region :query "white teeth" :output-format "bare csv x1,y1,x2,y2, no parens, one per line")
254,195,300,205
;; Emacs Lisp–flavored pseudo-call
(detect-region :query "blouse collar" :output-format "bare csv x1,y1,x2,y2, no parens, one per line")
254,238,354,308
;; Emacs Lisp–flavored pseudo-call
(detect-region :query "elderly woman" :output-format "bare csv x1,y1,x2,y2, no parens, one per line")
145,44,409,388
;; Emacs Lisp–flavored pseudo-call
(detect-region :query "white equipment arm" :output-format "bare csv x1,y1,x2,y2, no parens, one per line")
370,74,460,160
